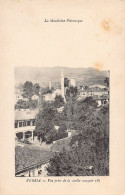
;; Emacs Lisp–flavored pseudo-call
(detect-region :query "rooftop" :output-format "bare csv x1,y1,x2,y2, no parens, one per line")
15,145,53,172
79,86,108,92
15,109,38,121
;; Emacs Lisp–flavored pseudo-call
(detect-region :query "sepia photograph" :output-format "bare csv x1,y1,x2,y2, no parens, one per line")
1,0,125,194
15,66,109,177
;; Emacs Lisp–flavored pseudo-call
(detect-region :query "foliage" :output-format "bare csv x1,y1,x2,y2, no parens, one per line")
21,81,40,100
35,89,109,176
64,78,70,87
22,81,34,99
53,95,65,108
104,77,109,87
35,97,67,142
53,124,68,141
41,87,53,95
15,99,38,110
66,86,78,98
47,104,109,176
33,83,40,96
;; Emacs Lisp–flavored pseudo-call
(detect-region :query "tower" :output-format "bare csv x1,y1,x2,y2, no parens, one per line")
70,77,76,87
60,70,66,102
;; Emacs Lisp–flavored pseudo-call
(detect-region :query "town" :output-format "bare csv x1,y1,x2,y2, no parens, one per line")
15,68,109,177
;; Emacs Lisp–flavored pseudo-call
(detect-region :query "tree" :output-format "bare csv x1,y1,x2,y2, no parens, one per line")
33,83,40,96
53,95,65,108
47,104,109,176
22,81,34,100
104,77,109,87
66,86,78,98
44,127,57,143
15,99,38,110
64,78,70,87
41,87,53,95
35,102,56,142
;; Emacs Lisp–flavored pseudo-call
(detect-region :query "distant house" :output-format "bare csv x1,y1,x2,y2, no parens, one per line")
15,89,29,103
15,91,24,103
43,88,62,102
93,95,109,107
78,85,109,99
43,93,54,102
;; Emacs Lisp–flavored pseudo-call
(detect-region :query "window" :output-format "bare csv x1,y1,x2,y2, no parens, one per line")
19,122,22,127
23,121,26,127
15,123,17,128
32,120,35,126
27,121,31,126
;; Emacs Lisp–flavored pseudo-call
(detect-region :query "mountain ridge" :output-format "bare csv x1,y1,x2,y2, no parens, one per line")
15,67,109,88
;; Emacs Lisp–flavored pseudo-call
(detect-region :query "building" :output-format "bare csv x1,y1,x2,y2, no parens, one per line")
43,71,66,102
15,145,52,177
15,109,38,142
93,95,109,107
15,90,24,103
43,93,53,102
70,77,76,87
43,88,62,102
78,85,109,99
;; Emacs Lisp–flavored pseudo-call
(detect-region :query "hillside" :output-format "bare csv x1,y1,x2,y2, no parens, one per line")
15,67,109,88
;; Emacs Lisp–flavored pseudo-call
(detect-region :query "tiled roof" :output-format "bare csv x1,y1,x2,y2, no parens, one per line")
15,145,53,172
15,109,38,120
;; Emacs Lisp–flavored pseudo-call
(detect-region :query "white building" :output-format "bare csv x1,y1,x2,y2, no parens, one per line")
79,85,109,99
15,109,38,142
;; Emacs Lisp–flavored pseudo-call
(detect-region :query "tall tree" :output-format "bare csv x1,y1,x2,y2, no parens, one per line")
104,77,109,87
22,81,34,100
66,86,78,98
53,95,65,108
33,83,40,96
35,102,56,142
64,78,70,87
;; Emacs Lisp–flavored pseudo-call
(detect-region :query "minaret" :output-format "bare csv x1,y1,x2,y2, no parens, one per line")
60,70,66,101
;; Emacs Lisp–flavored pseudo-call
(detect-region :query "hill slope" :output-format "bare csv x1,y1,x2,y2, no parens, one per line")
15,67,109,88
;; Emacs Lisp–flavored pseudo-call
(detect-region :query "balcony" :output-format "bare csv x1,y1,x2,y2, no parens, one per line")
15,126,35,133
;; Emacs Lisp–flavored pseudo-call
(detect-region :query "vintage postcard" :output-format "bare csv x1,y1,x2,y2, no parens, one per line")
0,0,125,195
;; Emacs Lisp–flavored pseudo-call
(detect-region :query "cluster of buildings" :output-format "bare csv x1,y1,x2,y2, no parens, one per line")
15,70,109,176
42,71,76,102
15,70,109,106
78,84,109,106
15,70,109,143
42,71,109,106
15,90,39,103
15,71,109,144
